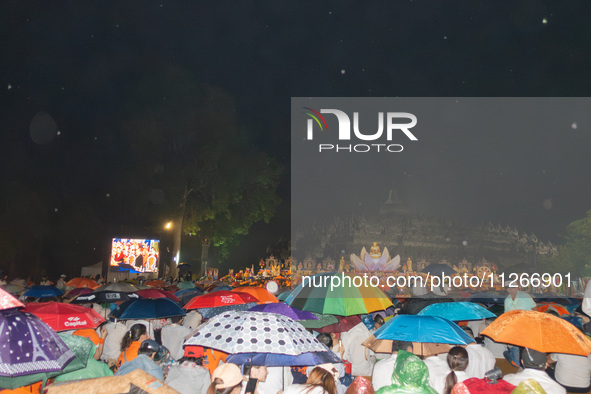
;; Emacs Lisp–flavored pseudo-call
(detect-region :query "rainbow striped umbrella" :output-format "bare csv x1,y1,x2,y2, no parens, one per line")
286,272,392,316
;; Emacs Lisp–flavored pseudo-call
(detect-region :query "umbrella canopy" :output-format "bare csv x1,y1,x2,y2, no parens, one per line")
232,286,279,304
277,291,291,302
66,278,98,289
286,272,393,316
247,303,317,321
421,264,456,276
417,301,497,321
177,281,196,290
24,302,106,331
226,350,340,367
94,282,138,293
0,284,24,295
0,287,24,310
136,288,180,302
400,295,455,315
110,298,186,320
481,309,591,356
298,313,339,329
144,280,165,288
184,290,259,310
209,285,233,292
374,315,474,345
64,287,94,299
315,315,362,333
175,288,204,307
195,303,259,319
0,308,75,378
24,285,64,298
185,311,329,356
362,335,452,357
467,291,507,306
535,302,570,316
70,290,140,304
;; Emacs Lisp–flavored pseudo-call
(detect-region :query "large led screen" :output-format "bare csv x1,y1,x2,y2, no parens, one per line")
110,238,160,273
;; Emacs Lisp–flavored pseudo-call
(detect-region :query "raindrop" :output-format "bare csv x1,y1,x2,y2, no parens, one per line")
571,122,578,130
29,111,58,144
7,84,12,90
340,69,346,75
542,18,548,24
106,193,110,197
462,240,468,246
543,198,553,210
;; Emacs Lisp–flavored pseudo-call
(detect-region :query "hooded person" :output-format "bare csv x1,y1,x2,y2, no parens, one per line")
376,350,437,394
53,335,113,382
165,345,211,394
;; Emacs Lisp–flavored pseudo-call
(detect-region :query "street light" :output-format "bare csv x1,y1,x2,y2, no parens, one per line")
164,222,173,230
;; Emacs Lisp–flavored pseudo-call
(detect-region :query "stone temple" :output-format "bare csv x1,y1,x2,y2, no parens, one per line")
293,190,557,272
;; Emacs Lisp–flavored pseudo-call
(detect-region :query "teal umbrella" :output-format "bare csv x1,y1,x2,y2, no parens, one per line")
177,281,196,290
299,313,338,329
417,301,496,321
374,315,474,345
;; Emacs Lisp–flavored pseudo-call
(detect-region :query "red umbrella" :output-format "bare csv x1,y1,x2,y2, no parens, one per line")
315,315,362,333
24,302,105,331
0,287,24,310
184,290,259,310
64,287,94,299
137,288,180,302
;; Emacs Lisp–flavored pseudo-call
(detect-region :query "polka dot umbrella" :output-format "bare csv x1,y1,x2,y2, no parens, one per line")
185,310,329,357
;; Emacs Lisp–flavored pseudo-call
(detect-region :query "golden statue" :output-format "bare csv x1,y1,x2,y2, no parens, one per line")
406,258,413,272
369,242,382,259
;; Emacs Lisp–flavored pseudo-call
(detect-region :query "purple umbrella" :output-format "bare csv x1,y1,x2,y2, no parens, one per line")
0,308,75,377
248,302,318,321
64,287,94,299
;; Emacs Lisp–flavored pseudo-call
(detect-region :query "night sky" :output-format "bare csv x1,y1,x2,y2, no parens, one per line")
2,1,591,276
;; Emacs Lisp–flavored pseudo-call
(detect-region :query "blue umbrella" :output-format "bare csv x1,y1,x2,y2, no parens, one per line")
226,350,341,367
417,302,496,321
210,285,233,292
374,315,474,345
24,285,64,298
175,288,204,307
248,303,318,321
110,298,186,320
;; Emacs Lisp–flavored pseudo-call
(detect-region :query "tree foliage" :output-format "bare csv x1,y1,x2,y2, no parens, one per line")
119,65,282,261
541,209,591,276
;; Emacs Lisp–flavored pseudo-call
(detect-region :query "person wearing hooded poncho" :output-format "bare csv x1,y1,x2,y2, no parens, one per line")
53,335,113,382
376,350,437,394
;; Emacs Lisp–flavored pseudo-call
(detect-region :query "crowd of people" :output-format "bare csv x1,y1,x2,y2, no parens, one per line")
4,272,591,394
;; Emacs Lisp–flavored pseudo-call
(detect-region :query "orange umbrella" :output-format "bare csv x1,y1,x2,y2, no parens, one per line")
535,302,570,316
481,309,591,356
66,277,98,289
232,286,279,304
145,280,165,288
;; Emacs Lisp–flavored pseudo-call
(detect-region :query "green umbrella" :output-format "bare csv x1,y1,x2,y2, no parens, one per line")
177,280,196,290
299,312,338,329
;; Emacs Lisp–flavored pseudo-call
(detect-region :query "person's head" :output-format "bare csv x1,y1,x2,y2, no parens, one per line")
521,347,547,370
461,326,474,339
243,365,268,382
374,314,385,329
444,346,469,394
392,340,413,354
121,323,148,351
181,345,204,365
306,366,338,394
138,339,161,360
170,315,183,324
207,363,244,394
317,333,333,349
507,286,518,298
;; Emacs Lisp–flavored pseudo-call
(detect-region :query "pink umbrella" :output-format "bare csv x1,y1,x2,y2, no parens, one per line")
0,287,23,310
137,288,180,302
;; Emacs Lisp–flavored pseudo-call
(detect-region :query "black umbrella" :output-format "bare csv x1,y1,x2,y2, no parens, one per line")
421,263,456,276
70,290,140,304
399,294,455,315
